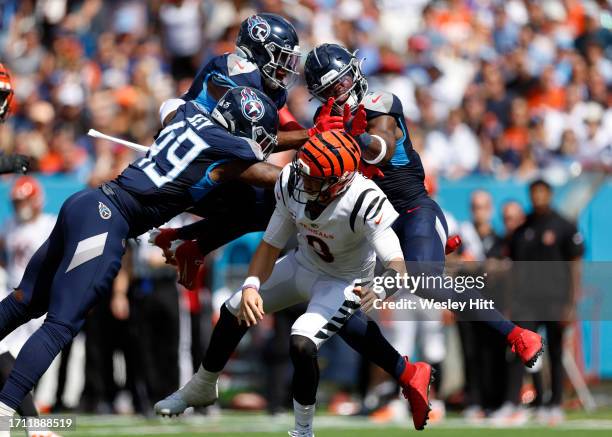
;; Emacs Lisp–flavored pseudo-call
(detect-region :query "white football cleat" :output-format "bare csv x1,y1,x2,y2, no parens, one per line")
154,367,219,417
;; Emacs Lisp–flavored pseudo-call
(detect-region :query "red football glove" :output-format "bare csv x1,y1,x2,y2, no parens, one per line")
445,235,462,255
343,104,367,136
149,228,180,263
171,240,204,289
307,97,344,136
359,162,384,179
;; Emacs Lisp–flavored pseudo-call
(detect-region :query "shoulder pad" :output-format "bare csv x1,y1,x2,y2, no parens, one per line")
226,53,259,77
362,91,395,114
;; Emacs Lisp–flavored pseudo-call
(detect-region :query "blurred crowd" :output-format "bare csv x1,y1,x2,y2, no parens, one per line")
0,0,602,425
0,0,609,186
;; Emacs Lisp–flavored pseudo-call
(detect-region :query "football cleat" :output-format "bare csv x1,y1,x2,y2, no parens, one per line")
154,375,218,417
507,326,544,368
173,240,205,289
288,429,314,437
398,358,434,431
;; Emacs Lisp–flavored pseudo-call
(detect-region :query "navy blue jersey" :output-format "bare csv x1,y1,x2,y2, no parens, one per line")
361,91,427,210
183,53,287,112
107,101,262,236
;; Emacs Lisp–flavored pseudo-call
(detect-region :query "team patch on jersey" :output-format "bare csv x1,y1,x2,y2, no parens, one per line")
247,15,270,42
98,202,112,220
240,87,265,122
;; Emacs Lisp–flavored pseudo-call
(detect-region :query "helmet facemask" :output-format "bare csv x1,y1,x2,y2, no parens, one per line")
288,155,355,204
310,56,368,113
260,42,301,90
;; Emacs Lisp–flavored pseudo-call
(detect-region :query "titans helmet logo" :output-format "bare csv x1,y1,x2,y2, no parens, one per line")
247,15,270,42
240,88,265,122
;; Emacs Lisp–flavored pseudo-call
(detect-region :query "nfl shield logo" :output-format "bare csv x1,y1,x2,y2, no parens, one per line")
98,202,112,220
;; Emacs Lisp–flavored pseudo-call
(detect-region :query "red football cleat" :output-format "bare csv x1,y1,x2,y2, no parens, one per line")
398,357,433,431
173,240,204,289
507,326,544,368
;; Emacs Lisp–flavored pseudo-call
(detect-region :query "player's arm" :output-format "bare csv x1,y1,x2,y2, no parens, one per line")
358,226,406,311
357,114,399,165
209,159,281,188
238,201,295,326
276,99,345,151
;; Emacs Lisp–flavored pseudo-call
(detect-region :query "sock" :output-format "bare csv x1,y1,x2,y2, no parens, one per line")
202,305,248,372
338,311,406,380
293,399,315,431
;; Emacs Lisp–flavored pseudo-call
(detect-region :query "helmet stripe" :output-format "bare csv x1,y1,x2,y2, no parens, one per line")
301,147,326,175
316,133,344,174
307,135,335,175
329,130,359,169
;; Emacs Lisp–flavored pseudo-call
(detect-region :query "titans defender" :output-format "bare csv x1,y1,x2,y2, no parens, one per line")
159,13,345,149
302,43,543,360
0,87,279,429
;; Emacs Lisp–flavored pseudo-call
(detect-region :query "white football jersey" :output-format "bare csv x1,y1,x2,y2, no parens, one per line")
264,165,399,282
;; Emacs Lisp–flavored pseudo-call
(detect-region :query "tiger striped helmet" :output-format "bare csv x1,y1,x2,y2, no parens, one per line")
0,63,13,121
289,129,361,204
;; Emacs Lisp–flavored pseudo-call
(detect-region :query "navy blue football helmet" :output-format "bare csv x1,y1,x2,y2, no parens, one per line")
210,86,279,159
304,43,368,113
236,13,301,90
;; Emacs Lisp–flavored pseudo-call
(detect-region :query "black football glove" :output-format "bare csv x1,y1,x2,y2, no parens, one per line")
0,154,30,174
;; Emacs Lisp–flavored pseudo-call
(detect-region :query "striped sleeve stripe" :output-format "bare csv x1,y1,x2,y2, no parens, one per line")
349,188,375,232
363,196,380,223
365,196,387,222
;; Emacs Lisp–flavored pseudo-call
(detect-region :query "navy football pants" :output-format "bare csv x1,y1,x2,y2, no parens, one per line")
0,188,129,409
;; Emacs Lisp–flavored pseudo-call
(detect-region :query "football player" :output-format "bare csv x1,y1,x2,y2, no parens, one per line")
155,131,434,435
158,13,348,148
0,64,30,175
302,43,542,363
0,87,278,433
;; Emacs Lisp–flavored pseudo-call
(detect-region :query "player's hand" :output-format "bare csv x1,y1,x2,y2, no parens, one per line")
308,98,344,136
0,154,30,174
353,285,379,313
358,162,384,179
111,294,130,320
149,227,179,250
343,104,367,136
238,287,265,327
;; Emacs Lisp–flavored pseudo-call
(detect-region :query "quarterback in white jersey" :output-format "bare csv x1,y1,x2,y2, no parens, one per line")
155,131,435,436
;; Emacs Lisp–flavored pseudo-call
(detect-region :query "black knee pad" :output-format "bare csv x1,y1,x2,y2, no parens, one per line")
289,335,317,360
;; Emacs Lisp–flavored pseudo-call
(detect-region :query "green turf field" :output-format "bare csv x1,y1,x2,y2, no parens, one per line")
30,409,612,437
